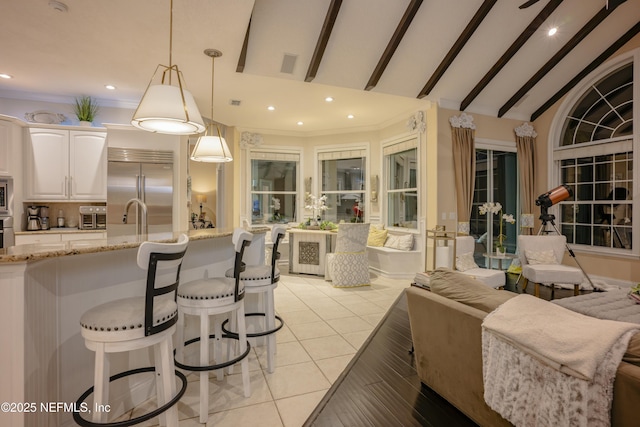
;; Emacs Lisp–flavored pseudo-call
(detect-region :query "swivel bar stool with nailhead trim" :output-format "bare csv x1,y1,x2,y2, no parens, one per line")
174,228,253,424
73,234,189,427
222,224,286,373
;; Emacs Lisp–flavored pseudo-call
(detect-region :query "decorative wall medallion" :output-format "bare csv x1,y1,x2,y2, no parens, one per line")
406,110,426,133
240,131,264,149
299,242,320,265
24,110,66,124
449,112,476,129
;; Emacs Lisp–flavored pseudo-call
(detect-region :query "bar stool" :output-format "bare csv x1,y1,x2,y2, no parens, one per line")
222,225,286,373
174,228,253,424
73,234,189,427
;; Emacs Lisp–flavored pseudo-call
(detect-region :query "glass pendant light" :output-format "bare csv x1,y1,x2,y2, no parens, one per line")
191,49,233,163
131,0,205,135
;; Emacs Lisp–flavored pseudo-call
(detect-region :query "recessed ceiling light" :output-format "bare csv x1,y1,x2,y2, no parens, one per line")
347,114,354,119
105,84,116,90
297,121,303,126
548,27,558,36
325,97,334,102
0,73,13,79
267,105,275,111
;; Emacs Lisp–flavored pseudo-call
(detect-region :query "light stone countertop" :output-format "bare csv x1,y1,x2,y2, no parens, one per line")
14,228,105,235
0,227,268,263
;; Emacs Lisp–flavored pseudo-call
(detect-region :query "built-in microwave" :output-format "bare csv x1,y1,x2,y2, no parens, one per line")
0,177,13,216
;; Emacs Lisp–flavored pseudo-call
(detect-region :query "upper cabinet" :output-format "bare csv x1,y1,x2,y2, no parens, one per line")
0,119,14,176
25,128,107,201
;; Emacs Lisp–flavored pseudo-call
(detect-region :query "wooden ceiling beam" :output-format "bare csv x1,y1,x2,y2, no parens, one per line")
459,0,563,112
498,1,626,117
236,16,252,73
305,0,343,83
530,21,640,122
365,0,424,91
417,0,497,99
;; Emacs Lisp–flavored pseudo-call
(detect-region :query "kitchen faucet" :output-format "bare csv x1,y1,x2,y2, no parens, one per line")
122,198,148,237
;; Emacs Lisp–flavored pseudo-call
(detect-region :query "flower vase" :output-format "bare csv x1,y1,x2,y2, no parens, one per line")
496,247,506,258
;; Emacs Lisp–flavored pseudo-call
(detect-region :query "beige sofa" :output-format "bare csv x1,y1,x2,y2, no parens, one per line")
406,269,640,427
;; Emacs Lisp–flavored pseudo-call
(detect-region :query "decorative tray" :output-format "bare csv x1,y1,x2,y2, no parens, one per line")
24,110,67,124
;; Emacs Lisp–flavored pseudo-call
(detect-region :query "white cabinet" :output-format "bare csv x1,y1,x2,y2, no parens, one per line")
14,233,61,245
25,128,107,201
15,231,106,246
0,119,14,176
60,232,106,241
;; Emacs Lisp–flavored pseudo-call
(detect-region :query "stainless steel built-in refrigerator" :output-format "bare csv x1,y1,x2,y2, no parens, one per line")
107,148,174,237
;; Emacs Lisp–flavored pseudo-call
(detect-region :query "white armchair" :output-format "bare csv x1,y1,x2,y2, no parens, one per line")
455,236,505,289
325,223,371,287
517,235,584,299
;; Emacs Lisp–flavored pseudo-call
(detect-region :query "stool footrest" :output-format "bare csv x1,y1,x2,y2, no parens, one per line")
73,367,187,427
221,313,284,338
174,334,251,372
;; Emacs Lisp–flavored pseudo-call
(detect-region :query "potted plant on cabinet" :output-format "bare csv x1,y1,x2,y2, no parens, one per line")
73,95,99,126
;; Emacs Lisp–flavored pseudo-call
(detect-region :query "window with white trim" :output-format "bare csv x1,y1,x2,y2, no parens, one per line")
384,138,418,229
318,149,366,223
554,62,634,252
250,151,299,225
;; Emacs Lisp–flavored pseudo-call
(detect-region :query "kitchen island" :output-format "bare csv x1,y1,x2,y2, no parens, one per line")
0,228,267,427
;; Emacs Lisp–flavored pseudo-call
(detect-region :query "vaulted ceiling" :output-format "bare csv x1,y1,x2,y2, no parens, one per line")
1,0,639,134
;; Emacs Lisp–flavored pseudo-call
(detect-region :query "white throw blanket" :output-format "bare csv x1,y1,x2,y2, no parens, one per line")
482,294,638,427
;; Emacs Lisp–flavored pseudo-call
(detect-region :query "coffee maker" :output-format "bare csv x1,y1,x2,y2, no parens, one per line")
39,206,49,230
27,206,41,230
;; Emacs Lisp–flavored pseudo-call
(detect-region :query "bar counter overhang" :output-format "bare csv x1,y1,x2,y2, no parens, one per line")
0,227,267,427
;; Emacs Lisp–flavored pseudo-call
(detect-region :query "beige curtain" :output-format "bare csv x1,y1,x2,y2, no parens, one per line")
515,122,537,235
450,113,476,233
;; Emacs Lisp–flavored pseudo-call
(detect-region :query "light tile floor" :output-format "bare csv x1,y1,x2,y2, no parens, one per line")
117,272,409,426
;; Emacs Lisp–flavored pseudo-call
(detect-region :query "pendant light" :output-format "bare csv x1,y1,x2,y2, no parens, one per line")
131,0,205,135
190,49,233,163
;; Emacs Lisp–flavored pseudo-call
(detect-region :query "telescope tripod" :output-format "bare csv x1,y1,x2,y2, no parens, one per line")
535,212,594,290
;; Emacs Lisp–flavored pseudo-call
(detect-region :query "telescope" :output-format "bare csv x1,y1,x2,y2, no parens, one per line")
535,184,572,225
535,184,573,209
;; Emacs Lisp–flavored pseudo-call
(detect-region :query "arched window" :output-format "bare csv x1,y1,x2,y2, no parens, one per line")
553,59,635,253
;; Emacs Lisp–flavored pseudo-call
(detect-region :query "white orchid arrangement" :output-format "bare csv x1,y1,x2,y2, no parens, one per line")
270,197,281,221
305,194,328,222
478,202,515,252
270,197,281,211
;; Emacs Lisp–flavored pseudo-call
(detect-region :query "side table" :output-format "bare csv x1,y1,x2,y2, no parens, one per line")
482,252,518,270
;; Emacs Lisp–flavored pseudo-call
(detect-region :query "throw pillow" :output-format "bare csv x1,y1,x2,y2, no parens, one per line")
456,252,478,272
429,268,516,313
367,228,388,247
370,223,385,231
384,233,414,251
525,249,558,265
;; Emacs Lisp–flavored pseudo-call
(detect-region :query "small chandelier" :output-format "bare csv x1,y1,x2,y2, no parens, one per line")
131,0,205,135
190,49,233,163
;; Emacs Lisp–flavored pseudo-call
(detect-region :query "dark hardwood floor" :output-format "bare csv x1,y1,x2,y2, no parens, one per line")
304,290,476,427
304,273,591,427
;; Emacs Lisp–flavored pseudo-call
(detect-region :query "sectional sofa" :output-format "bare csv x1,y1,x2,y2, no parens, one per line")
406,269,640,427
